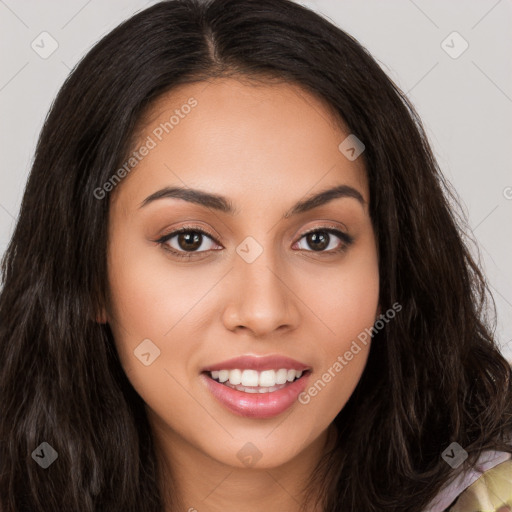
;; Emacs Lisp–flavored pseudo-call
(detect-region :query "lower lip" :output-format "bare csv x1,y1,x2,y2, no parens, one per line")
201,372,311,419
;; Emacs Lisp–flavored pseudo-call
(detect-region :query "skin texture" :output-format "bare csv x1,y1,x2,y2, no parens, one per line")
102,77,380,511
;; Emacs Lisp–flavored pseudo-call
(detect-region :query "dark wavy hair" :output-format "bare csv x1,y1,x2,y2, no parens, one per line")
1,0,511,510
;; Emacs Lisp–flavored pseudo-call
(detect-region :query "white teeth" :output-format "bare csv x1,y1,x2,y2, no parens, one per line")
241,369,259,387
260,370,277,387
275,368,288,385
228,369,242,385
208,368,306,388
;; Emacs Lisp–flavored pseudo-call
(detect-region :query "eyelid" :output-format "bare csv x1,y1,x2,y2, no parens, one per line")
298,222,349,238
155,223,220,244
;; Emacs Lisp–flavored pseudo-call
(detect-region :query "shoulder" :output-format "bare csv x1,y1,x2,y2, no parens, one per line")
423,449,512,512
447,458,512,512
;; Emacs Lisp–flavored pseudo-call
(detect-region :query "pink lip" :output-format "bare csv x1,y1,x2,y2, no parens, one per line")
201,371,311,419
201,354,311,372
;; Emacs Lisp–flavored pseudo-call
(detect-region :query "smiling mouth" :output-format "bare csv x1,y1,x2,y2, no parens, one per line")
201,366,312,418
202,368,310,394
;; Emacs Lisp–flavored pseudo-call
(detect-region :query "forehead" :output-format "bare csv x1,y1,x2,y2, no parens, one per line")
111,77,368,214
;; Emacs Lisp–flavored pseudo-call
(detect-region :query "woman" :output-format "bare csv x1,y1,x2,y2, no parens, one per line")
1,0,511,511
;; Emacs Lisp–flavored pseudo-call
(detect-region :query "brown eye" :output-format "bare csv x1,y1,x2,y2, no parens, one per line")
295,228,353,254
304,231,329,251
176,231,203,251
155,226,221,259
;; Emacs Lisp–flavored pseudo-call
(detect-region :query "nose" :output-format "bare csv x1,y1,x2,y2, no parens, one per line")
221,246,301,337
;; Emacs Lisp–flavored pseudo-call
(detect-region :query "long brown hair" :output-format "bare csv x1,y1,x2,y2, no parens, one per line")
1,1,511,510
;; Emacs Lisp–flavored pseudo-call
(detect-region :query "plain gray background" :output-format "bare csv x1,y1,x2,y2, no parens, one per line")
0,0,511,361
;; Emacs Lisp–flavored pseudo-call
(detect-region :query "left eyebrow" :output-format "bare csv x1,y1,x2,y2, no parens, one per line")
138,184,366,218
283,184,365,218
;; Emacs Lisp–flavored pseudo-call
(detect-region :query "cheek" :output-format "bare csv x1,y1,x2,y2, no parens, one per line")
297,270,377,417
107,231,211,335
297,248,379,344
293,243,378,411
105,235,207,384
105,238,228,444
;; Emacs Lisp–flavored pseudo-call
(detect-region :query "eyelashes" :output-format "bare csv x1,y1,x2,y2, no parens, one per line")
154,224,354,260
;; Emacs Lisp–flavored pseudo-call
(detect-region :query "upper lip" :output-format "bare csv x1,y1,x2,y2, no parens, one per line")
201,354,311,373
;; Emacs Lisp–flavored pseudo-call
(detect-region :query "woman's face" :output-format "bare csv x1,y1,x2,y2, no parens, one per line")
104,77,380,472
